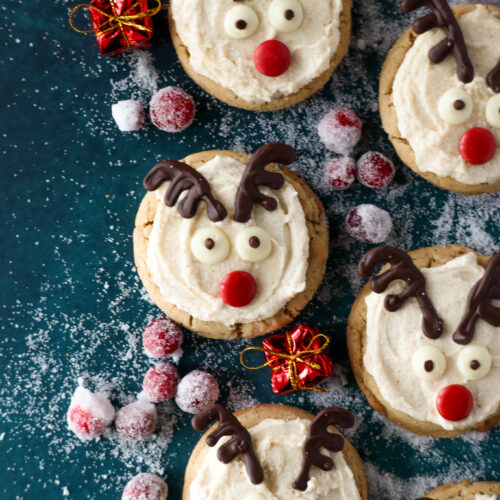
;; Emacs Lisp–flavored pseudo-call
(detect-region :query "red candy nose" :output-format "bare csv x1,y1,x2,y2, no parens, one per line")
459,127,496,165
436,384,473,422
253,40,291,77
220,271,257,307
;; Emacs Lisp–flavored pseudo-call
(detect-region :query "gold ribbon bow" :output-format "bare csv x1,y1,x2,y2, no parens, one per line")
69,0,164,47
240,333,331,393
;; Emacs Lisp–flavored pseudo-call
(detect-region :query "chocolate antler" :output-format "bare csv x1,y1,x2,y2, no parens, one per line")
143,161,228,222
191,404,264,485
453,253,500,345
359,246,444,339
400,0,474,83
233,143,296,223
292,407,354,491
487,59,500,92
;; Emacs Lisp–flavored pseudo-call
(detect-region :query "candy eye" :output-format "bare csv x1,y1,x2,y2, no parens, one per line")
235,227,272,262
438,88,473,124
224,5,259,39
457,344,491,381
412,345,447,381
269,0,303,32
191,227,230,264
486,94,500,127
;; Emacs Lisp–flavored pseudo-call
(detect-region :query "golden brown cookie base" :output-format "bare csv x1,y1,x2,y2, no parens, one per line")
168,0,352,111
182,403,368,500
422,480,500,499
347,245,500,437
379,3,500,195
133,150,328,340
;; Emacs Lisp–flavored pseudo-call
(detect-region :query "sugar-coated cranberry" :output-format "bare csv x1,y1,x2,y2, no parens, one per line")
324,157,356,190
122,473,168,500
317,109,362,155
115,401,157,441
175,370,220,414
150,87,195,133
143,318,183,359
253,40,291,77
143,363,180,403
345,204,393,243
436,384,473,422
356,151,395,188
67,386,115,440
111,100,146,132
459,127,496,165
220,271,257,307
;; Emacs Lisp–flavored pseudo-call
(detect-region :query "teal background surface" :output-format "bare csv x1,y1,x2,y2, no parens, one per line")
1,0,499,498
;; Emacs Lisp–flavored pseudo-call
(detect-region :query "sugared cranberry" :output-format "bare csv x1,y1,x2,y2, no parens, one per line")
356,151,395,188
345,204,393,243
122,473,168,500
175,370,220,414
150,87,195,133
115,401,157,441
143,318,183,359
143,363,180,403
111,100,146,132
67,386,115,440
324,157,356,190
317,109,362,155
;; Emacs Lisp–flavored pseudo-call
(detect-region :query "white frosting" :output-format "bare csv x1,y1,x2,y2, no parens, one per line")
171,0,343,103
364,253,500,430
189,418,361,500
146,155,309,325
475,495,498,500
392,6,500,184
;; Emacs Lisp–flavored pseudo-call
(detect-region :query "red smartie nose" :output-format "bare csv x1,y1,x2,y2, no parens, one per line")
253,40,291,77
436,384,473,422
459,127,496,165
220,271,257,307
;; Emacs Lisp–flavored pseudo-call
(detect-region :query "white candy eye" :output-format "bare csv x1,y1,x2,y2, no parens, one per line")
486,94,500,127
412,345,447,381
269,0,303,32
191,227,230,264
438,88,473,124
235,227,272,262
224,5,259,39
457,344,491,380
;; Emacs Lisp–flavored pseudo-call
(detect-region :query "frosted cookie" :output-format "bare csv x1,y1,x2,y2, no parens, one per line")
347,245,500,437
379,1,500,194
417,480,500,500
133,144,328,340
168,0,352,111
183,403,368,500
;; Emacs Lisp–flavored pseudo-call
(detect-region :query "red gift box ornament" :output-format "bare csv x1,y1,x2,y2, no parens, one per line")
69,0,163,55
240,325,333,395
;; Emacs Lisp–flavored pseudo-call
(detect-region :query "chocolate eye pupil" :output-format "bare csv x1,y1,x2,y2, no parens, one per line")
284,9,295,20
453,99,465,110
249,236,260,248
424,360,434,372
470,359,481,370
235,19,247,30
205,238,215,250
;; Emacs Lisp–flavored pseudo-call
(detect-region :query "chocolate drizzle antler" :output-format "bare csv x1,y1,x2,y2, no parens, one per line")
233,143,295,223
359,246,444,339
191,404,264,485
292,407,354,491
143,160,228,222
400,0,474,83
487,59,500,92
453,253,500,345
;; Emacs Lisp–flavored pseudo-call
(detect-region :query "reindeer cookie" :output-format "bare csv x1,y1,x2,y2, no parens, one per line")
347,245,500,437
380,1,500,194
168,0,352,111
183,403,368,500
133,144,328,340
416,480,500,500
